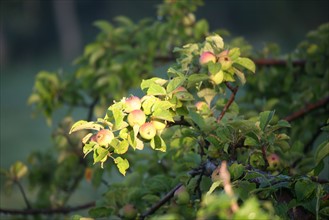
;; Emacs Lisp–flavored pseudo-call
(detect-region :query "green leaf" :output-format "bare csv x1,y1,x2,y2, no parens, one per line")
152,109,174,122
83,142,95,157
234,68,246,85
295,179,316,201
174,91,194,101
147,84,167,96
206,34,224,49
69,120,103,134
244,135,259,147
88,207,112,218
314,141,329,165
141,77,167,91
112,139,129,154
166,77,186,93
114,157,129,176
206,181,221,196
228,48,241,61
259,111,275,131
189,110,206,130
93,146,108,164
93,20,113,33
234,57,256,73
228,163,245,181
187,74,209,87
10,161,28,180
208,62,221,75
150,135,166,152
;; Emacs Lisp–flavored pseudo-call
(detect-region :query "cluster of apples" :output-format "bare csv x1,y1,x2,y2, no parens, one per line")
125,96,166,140
199,50,233,85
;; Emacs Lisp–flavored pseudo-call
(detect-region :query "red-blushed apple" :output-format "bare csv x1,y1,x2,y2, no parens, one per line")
209,70,224,85
127,109,146,127
95,129,114,146
125,96,141,113
199,51,216,65
174,185,190,205
119,204,137,219
139,122,156,140
195,101,210,112
267,153,280,170
151,119,167,130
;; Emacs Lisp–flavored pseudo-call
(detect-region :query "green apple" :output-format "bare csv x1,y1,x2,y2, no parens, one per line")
139,122,156,140
199,51,216,65
195,101,210,115
95,129,114,146
151,119,167,130
119,204,137,219
125,96,141,113
218,55,233,70
127,110,146,127
174,186,190,205
209,70,224,85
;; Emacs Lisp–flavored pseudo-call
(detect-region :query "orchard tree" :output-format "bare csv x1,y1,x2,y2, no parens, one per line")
1,1,328,220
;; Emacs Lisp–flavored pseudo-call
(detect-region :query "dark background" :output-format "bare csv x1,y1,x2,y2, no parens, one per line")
0,0,328,209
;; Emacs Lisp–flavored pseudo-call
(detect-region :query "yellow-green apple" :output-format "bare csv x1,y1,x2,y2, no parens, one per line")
199,51,216,65
95,129,114,146
151,119,167,130
195,101,210,115
182,13,195,26
174,185,190,205
127,110,146,127
139,122,156,140
119,204,137,219
125,96,141,113
218,55,233,70
209,70,224,85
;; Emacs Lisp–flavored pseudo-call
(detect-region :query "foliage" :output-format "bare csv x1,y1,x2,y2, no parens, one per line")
1,1,328,220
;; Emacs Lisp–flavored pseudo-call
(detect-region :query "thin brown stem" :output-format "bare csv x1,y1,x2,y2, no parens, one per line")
14,180,31,209
217,82,239,123
140,183,183,219
284,96,329,122
0,201,95,215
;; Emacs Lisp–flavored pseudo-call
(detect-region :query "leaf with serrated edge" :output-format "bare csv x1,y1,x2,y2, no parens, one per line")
114,157,129,176
70,120,103,134
234,57,256,73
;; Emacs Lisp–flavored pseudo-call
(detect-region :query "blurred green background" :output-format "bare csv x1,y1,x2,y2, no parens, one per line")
1,0,328,211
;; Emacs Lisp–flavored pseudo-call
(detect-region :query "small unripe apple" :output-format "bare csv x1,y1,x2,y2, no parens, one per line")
199,52,216,65
267,153,280,170
125,96,141,113
151,119,167,130
174,186,190,205
119,204,137,219
209,70,224,85
127,110,146,127
182,13,195,26
139,122,156,140
95,129,114,146
195,101,210,114
218,55,233,70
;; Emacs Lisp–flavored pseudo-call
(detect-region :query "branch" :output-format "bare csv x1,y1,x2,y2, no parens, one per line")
0,201,95,215
254,59,305,67
140,183,183,219
217,82,239,123
284,96,329,122
14,180,31,209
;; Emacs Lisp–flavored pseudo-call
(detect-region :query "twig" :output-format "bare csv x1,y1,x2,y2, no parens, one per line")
261,145,269,168
140,183,183,219
217,82,239,123
254,59,305,67
0,201,95,215
284,96,329,122
14,180,31,210
87,96,100,121
219,161,239,213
